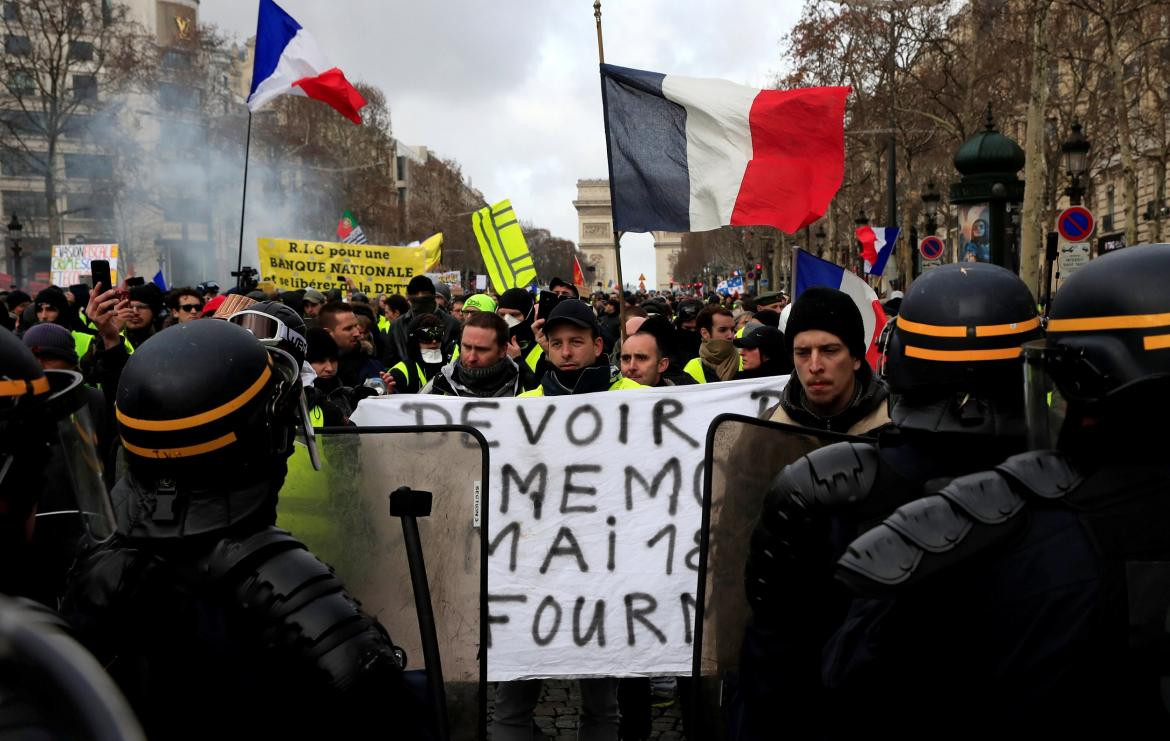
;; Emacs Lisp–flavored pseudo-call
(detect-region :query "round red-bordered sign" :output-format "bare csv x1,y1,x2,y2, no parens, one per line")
1057,206,1095,242
919,235,945,261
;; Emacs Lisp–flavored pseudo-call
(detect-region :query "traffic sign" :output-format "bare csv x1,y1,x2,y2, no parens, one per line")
1057,206,1095,242
919,235,945,261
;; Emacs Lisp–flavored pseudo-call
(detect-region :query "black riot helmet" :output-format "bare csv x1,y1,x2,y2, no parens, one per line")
116,321,307,501
1024,244,1170,448
883,263,1042,434
229,301,309,367
0,327,113,588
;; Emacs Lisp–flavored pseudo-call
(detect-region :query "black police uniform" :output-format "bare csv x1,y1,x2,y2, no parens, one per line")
733,263,1043,740
62,320,414,738
826,244,1170,737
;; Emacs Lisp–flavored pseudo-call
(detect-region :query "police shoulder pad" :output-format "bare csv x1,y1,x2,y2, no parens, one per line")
994,450,1082,500
837,470,1028,596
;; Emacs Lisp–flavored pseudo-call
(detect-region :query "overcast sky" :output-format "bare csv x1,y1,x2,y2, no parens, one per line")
201,1,804,286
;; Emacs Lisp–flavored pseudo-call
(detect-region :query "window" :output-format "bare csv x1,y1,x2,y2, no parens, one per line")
9,70,36,96
2,2,18,21
64,153,113,179
68,40,94,61
157,81,199,110
396,155,407,181
0,110,45,136
67,7,84,29
0,151,47,177
161,48,192,70
161,196,208,222
4,35,32,56
101,0,113,26
73,74,97,102
2,190,48,218
66,193,114,220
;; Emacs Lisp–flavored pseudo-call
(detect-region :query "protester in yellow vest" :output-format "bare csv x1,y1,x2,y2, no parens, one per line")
518,301,643,397
683,305,742,383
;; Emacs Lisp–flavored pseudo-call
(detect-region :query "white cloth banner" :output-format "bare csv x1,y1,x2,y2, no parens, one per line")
351,375,788,680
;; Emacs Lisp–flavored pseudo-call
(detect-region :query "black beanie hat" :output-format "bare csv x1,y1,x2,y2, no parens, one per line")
5,290,30,312
784,287,865,359
406,275,435,295
34,287,69,315
498,287,533,317
306,327,339,363
129,284,164,315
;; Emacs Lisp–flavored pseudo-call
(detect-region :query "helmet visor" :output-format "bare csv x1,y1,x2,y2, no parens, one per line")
230,310,308,363
1022,340,1067,451
265,347,320,471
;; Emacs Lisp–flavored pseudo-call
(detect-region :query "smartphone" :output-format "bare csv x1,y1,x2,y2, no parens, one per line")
536,290,561,322
126,276,145,288
90,259,112,291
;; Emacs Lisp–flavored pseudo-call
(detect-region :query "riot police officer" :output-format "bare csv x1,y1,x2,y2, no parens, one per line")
733,263,1043,739
830,243,1170,736
62,319,414,738
0,327,143,739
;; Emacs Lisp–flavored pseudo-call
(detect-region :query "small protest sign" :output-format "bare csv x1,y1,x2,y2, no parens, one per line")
51,244,118,287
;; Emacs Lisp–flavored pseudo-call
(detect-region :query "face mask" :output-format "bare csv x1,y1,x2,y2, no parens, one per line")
502,314,522,329
410,296,437,316
421,348,443,364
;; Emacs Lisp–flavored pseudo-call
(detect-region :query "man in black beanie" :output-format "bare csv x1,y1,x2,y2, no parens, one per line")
382,275,460,368
763,286,889,435
125,284,164,349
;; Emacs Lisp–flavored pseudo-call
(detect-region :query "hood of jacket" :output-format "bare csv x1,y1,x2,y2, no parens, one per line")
780,363,889,433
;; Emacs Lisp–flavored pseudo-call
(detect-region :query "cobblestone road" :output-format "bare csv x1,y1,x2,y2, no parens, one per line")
487,679,686,740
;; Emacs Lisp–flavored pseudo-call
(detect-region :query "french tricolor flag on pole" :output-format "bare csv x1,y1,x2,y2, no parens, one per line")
856,225,900,276
600,64,849,234
247,0,366,124
795,249,887,370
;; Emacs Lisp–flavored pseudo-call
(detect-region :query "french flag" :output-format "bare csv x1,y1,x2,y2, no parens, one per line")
600,64,849,234
794,249,887,370
247,0,366,124
856,225,900,276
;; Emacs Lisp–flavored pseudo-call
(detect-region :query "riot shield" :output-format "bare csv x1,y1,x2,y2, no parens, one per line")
692,414,863,737
277,425,488,741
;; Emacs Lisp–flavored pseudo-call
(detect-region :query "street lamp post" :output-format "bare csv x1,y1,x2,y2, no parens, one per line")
921,181,941,235
1061,121,1091,206
6,214,23,289
814,223,827,260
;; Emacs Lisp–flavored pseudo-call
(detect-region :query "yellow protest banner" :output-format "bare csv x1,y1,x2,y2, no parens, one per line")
257,234,443,295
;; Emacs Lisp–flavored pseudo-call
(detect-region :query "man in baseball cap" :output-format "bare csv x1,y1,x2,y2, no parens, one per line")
733,324,791,379
518,297,641,397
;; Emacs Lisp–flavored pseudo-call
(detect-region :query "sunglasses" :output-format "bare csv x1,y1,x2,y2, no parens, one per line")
178,303,202,313
411,327,445,343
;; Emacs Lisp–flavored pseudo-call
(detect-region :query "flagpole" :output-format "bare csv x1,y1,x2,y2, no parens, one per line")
235,111,253,288
791,245,800,297
594,0,628,339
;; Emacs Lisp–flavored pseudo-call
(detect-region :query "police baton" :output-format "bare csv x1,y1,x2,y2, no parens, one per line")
389,486,450,741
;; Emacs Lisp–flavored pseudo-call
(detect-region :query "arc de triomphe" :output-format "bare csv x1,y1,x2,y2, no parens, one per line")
573,179,683,292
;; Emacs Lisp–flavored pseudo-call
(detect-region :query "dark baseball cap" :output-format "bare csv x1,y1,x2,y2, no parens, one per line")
545,298,599,333
734,324,785,354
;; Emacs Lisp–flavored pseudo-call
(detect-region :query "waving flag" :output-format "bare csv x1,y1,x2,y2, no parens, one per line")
337,210,367,244
794,249,887,370
600,64,849,234
856,225,899,276
473,200,536,293
247,0,366,124
572,254,586,290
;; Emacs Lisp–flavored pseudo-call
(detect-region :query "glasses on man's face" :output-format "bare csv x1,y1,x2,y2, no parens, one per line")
129,303,151,312
178,303,202,313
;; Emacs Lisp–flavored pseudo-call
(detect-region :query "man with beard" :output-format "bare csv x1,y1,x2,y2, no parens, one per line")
423,312,528,397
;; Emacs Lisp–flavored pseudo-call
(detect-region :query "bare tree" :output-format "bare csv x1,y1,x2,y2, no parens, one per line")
0,0,150,243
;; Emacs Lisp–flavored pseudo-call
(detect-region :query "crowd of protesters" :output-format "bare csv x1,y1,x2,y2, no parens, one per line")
7,242,1165,741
